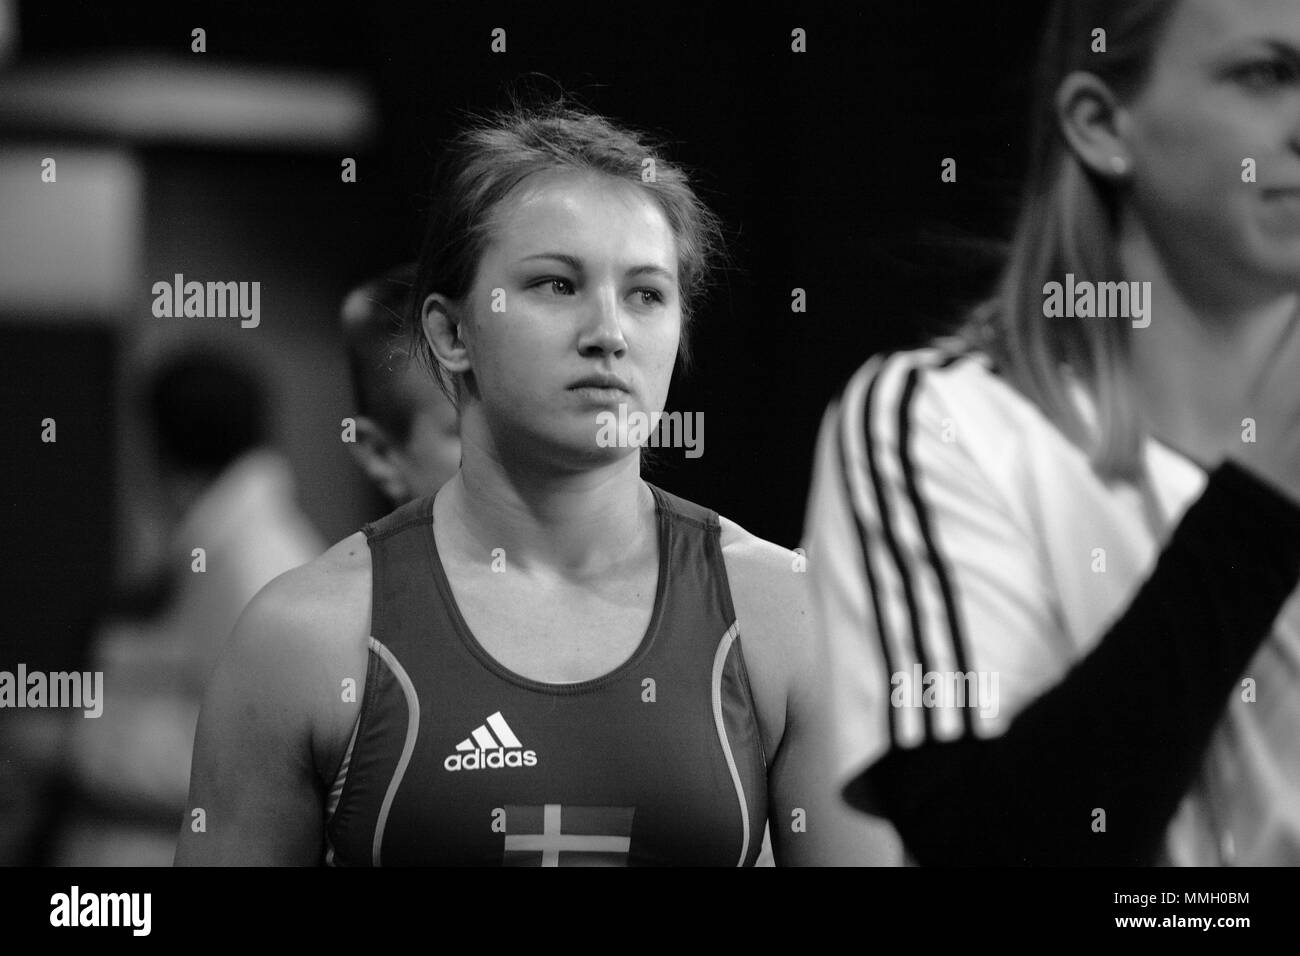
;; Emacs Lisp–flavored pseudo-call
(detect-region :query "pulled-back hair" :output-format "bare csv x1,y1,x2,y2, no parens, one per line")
408,91,726,405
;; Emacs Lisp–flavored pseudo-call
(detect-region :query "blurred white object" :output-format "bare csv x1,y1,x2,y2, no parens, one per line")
55,449,326,865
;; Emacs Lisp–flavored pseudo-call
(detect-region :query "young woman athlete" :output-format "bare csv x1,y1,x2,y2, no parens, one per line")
176,99,890,866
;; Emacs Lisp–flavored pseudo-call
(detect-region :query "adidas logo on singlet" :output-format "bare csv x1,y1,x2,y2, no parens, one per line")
444,711,538,772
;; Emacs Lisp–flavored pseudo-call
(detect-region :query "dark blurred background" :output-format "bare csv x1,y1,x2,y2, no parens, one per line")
0,0,1044,863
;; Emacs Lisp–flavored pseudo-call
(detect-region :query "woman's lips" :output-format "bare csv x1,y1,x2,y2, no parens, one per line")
568,385,630,403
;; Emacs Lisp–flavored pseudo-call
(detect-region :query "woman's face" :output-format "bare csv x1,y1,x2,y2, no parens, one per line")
1124,0,1300,300
455,170,682,467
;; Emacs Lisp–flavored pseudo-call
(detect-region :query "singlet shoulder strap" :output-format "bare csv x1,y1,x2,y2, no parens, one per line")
645,481,720,532
363,494,435,542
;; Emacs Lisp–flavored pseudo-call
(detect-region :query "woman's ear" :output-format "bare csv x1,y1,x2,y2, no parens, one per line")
1056,71,1134,181
422,292,473,377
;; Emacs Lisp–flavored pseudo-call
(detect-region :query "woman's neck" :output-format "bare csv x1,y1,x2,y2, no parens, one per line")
435,419,654,579
1119,219,1299,466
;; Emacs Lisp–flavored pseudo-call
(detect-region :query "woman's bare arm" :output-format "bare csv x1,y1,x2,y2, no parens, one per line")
721,520,902,866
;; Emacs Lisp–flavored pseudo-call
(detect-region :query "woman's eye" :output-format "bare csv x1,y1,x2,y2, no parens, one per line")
1232,59,1297,90
535,278,574,295
634,288,664,306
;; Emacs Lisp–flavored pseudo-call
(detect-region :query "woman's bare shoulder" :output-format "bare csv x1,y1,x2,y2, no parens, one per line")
716,516,810,612
212,532,373,774
240,531,372,651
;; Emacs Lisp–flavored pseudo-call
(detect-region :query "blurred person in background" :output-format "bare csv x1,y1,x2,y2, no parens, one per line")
52,347,325,865
340,264,461,507
806,0,1300,865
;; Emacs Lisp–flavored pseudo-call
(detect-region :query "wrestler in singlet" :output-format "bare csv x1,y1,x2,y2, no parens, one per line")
324,484,766,866
176,99,890,869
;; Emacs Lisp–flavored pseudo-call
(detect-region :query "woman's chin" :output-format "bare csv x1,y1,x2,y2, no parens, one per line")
517,427,639,472
568,438,639,468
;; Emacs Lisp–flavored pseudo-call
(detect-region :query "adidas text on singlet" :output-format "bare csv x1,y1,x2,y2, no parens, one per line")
322,483,768,866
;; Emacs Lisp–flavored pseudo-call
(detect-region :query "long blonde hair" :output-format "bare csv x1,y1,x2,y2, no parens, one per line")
957,0,1181,481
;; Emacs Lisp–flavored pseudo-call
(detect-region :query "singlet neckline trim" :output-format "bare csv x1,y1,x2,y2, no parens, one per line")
422,483,672,696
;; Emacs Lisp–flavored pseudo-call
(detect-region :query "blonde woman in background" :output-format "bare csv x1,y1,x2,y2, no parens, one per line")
806,0,1300,865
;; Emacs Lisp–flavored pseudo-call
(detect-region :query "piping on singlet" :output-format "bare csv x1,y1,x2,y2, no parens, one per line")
323,713,360,865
